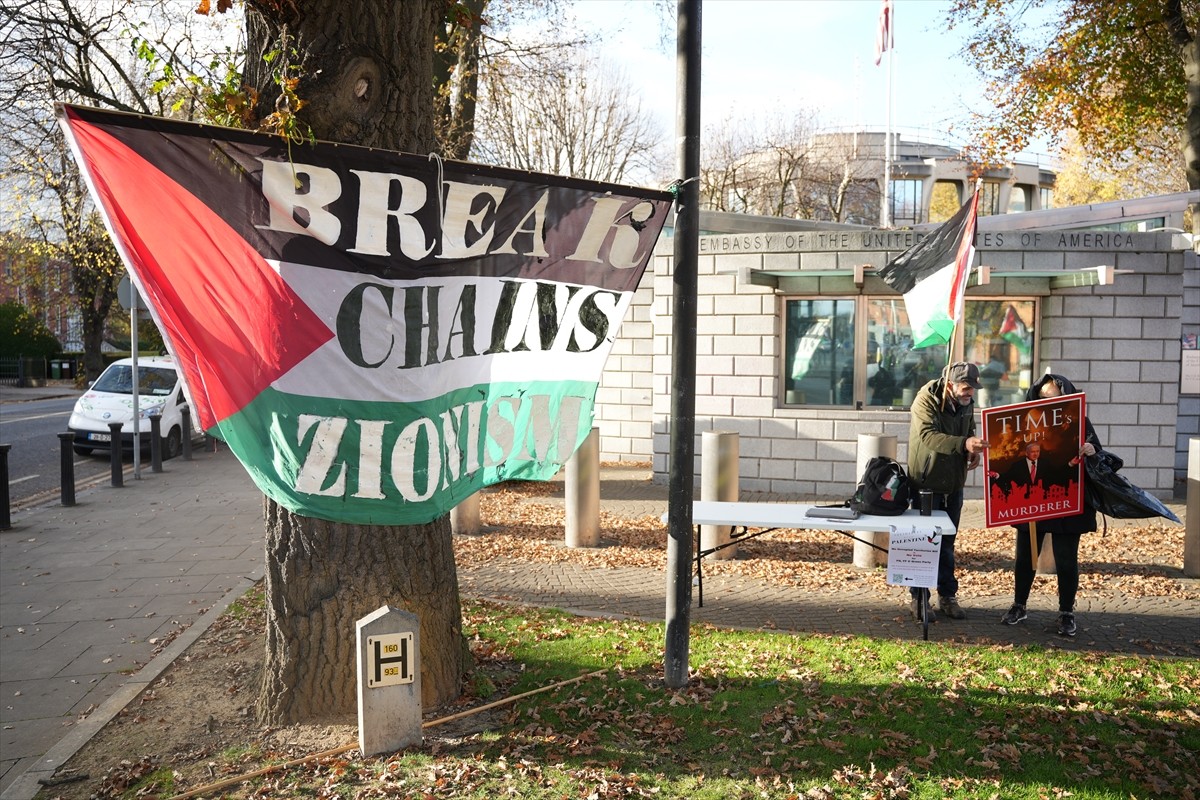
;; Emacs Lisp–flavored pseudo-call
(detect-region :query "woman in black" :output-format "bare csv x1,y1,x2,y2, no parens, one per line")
1000,373,1101,637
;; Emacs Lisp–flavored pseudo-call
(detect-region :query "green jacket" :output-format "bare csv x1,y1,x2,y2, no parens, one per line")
907,377,977,494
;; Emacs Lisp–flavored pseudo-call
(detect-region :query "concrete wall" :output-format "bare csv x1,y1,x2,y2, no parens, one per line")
593,228,1192,500
593,277,656,463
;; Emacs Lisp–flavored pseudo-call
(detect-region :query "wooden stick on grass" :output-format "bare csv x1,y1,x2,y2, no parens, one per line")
166,668,609,800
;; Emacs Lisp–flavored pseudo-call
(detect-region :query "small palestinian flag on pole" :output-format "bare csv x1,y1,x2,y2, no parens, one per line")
877,188,979,349
56,104,672,526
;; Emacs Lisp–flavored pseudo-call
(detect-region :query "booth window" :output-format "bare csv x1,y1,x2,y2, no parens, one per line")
782,297,1037,409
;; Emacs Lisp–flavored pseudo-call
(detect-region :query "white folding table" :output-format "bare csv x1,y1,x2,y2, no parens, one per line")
669,501,954,639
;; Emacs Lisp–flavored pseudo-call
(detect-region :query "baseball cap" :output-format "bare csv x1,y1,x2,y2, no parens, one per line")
946,361,982,389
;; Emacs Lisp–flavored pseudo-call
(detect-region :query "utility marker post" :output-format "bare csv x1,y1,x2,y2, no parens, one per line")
357,606,422,756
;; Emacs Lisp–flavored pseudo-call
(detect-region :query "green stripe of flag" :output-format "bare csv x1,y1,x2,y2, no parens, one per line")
210,381,596,526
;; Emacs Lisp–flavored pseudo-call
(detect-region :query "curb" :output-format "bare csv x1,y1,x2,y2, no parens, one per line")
0,572,264,800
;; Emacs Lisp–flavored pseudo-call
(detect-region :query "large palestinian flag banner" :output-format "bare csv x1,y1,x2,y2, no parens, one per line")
58,104,673,526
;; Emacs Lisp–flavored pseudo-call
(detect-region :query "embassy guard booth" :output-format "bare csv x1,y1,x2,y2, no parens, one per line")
591,193,1197,503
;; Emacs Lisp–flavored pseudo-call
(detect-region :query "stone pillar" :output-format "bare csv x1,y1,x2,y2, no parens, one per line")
853,433,896,568
357,606,422,757
700,430,739,560
565,427,600,548
451,493,481,536
1185,438,1199,578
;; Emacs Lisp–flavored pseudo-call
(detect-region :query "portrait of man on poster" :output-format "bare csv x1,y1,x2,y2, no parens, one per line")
982,393,1085,528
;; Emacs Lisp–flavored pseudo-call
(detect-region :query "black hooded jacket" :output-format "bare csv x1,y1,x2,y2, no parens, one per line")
1014,374,1101,536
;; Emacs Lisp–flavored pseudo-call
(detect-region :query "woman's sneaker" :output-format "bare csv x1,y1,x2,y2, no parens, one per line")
1057,612,1077,637
1001,604,1027,625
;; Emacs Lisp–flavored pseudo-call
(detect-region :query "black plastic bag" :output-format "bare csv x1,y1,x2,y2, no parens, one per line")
1083,450,1180,523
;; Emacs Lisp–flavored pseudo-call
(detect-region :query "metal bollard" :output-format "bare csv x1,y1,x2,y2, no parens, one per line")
148,412,163,473
108,422,124,487
58,432,76,506
0,443,10,530
205,433,216,452
181,405,192,461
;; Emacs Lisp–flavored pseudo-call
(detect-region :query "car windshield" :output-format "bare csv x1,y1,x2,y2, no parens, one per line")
92,365,177,397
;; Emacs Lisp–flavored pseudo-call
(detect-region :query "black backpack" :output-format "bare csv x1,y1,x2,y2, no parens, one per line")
850,456,911,516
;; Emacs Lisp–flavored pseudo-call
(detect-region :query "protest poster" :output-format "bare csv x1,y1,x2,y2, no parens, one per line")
982,393,1085,528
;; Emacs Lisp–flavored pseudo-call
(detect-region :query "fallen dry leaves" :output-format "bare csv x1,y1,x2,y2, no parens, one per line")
456,470,1196,603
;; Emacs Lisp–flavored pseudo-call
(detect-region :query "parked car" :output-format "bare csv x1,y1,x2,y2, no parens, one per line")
68,356,198,459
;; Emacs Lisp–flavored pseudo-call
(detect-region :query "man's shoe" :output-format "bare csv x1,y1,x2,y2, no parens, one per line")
909,594,935,622
1001,604,1028,625
938,596,967,620
1057,612,1077,637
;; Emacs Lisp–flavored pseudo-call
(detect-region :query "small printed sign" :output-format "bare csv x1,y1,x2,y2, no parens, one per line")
366,633,414,688
1182,350,1199,396
887,527,940,588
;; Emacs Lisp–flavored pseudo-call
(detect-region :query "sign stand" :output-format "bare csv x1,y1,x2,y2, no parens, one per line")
1029,520,1039,571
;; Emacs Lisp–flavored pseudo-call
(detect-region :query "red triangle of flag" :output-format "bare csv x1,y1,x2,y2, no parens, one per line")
63,109,333,430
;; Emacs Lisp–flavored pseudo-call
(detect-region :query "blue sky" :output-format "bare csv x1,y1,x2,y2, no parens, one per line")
569,0,1053,162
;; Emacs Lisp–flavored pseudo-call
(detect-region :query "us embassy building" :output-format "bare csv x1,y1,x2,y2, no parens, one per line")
591,189,1198,501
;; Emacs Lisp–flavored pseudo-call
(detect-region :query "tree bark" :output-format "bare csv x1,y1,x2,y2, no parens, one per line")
258,500,463,720
244,0,438,153
243,0,465,723
433,0,484,160
1165,0,1200,202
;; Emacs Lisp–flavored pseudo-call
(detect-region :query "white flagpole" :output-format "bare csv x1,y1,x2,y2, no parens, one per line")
880,1,894,228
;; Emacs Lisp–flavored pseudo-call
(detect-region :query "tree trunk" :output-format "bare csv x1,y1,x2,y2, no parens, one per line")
1166,0,1200,219
433,0,484,160
258,500,463,720
242,0,466,723
244,0,438,152
71,245,119,382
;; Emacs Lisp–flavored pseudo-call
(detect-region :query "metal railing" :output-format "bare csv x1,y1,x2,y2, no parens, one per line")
0,356,78,386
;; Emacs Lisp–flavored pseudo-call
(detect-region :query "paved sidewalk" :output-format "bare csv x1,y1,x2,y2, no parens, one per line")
0,439,1196,798
0,448,266,799
467,467,1197,657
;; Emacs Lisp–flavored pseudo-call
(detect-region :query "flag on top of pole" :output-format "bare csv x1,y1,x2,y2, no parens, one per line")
874,0,894,66
877,188,979,349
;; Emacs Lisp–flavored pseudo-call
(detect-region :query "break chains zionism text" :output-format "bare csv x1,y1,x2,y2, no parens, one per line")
256,158,658,267
280,392,587,504
335,278,624,370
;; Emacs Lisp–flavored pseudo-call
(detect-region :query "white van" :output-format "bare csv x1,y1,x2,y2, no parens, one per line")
68,356,198,459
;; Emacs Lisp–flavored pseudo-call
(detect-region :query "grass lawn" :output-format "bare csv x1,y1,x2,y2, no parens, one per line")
230,599,1197,800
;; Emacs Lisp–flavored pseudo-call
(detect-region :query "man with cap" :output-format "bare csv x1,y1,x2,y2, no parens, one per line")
905,361,988,622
